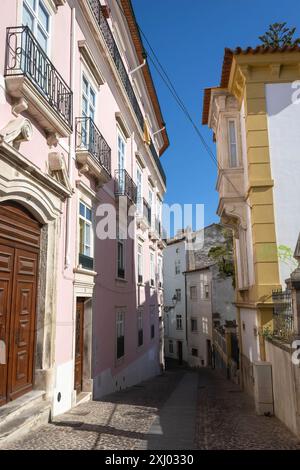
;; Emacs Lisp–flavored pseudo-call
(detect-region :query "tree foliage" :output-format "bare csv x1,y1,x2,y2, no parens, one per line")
259,23,300,48
208,228,235,286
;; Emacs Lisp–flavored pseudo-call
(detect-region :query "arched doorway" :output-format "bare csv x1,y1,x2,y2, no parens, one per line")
0,202,41,406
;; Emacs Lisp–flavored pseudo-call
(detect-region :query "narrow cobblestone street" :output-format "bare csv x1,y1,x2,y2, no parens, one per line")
2,366,300,450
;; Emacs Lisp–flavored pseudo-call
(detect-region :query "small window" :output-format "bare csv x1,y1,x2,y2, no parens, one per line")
117,239,125,279
176,314,183,330
150,252,155,286
191,318,198,332
228,120,238,168
150,305,155,339
169,340,174,354
79,201,93,269
116,311,125,359
137,243,143,284
175,260,181,275
137,310,143,347
202,317,209,335
157,256,163,288
190,286,197,300
192,348,198,357
175,289,181,302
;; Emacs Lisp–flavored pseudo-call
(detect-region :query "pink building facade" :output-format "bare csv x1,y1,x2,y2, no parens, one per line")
0,0,168,421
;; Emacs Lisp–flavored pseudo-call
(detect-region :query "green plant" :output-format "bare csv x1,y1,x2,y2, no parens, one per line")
259,23,300,48
208,228,235,286
261,325,274,340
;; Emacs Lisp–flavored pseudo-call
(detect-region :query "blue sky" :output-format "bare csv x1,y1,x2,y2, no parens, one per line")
132,0,300,230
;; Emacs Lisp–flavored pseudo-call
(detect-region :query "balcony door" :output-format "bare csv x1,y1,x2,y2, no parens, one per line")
22,0,50,53
117,131,126,193
136,165,142,214
82,75,96,148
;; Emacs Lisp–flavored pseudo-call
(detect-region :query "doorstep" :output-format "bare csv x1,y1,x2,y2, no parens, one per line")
0,390,51,447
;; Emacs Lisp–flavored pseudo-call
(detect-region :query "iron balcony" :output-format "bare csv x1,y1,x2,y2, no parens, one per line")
115,169,137,205
5,26,73,133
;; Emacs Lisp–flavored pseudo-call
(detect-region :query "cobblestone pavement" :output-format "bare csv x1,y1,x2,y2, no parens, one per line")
2,367,185,450
195,368,300,450
3,365,300,450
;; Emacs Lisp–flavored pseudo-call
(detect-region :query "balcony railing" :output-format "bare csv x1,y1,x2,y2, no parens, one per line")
272,289,294,342
76,117,111,176
87,1,166,186
5,26,73,129
115,169,137,204
137,197,151,224
88,0,143,130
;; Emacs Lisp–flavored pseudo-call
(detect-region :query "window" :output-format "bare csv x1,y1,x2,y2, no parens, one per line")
116,311,125,359
117,131,126,192
228,120,238,167
175,289,181,302
136,165,143,214
150,305,155,339
191,318,198,332
192,348,198,357
23,0,50,53
175,260,181,275
148,187,154,228
169,340,174,354
81,75,96,147
150,252,155,286
202,317,209,335
79,201,93,269
117,238,125,279
176,314,183,330
158,256,163,288
190,286,197,300
137,310,143,347
200,273,209,300
137,243,143,284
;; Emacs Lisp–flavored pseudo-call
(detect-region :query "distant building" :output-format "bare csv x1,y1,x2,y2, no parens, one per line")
163,224,236,367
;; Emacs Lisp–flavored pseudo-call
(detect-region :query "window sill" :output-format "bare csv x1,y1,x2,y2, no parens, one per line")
115,277,128,283
74,267,98,276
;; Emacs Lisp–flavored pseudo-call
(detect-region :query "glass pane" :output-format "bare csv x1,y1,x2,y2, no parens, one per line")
229,121,236,144
82,76,88,96
90,88,96,107
86,207,92,221
85,224,91,246
37,26,47,52
79,219,84,254
25,0,35,11
85,245,91,257
230,144,237,167
82,96,88,115
38,1,49,32
89,107,95,122
23,5,34,30
79,202,85,217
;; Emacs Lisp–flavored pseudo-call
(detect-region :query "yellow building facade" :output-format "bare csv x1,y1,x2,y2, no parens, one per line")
203,47,300,393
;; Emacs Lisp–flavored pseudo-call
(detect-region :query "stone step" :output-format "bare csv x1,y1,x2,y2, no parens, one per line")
0,391,51,447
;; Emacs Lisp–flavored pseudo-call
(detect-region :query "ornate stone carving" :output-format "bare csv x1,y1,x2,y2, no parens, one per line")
48,151,72,193
47,132,59,148
0,115,33,149
12,97,28,116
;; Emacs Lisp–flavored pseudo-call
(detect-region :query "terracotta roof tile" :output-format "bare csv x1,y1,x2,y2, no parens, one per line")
202,88,212,125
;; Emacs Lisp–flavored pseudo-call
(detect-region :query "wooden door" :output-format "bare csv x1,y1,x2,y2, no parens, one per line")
74,299,84,394
0,202,40,405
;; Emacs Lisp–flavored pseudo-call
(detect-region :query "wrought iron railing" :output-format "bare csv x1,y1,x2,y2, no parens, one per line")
272,289,294,341
87,1,166,186
76,117,111,176
115,169,137,204
88,0,143,130
5,26,73,129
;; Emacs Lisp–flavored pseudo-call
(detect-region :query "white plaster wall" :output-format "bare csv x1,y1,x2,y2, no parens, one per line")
265,340,300,437
93,344,160,398
266,83,300,285
240,308,260,362
52,360,74,417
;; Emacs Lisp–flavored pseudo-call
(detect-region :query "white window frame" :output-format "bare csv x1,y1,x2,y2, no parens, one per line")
228,119,238,168
190,285,197,300
157,256,163,286
137,243,143,282
202,316,209,335
150,251,155,285
22,0,51,54
116,310,125,360
176,289,181,302
82,73,96,120
136,163,143,215
176,314,183,330
79,200,93,259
